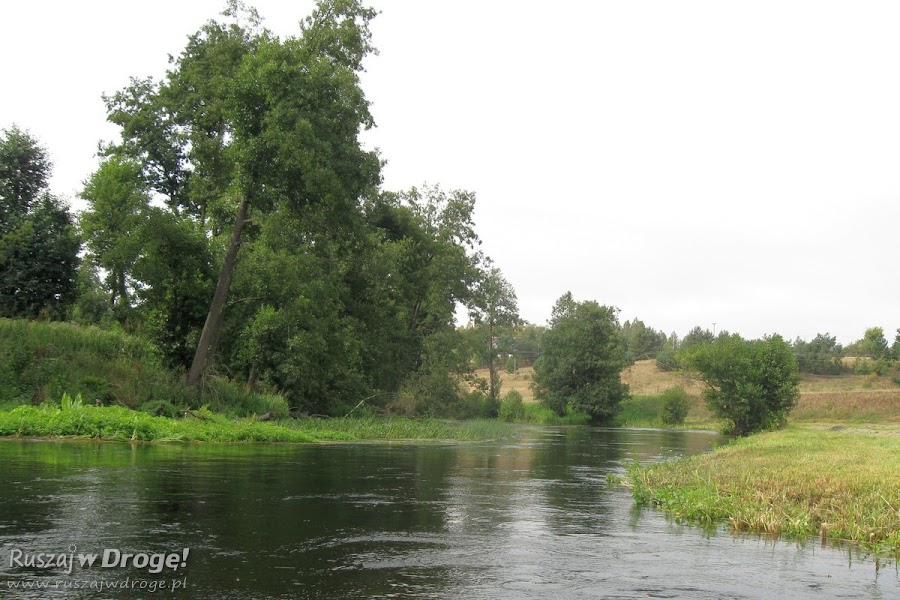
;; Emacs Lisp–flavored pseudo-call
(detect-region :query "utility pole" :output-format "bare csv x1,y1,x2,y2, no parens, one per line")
713,322,717,337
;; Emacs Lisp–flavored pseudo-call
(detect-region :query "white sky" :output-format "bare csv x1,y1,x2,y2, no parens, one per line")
2,1,897,345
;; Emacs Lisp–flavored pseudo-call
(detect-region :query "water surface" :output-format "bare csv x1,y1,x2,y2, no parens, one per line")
0,428,896,598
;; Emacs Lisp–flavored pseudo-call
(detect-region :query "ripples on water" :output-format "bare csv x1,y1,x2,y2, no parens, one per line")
0,429,896,599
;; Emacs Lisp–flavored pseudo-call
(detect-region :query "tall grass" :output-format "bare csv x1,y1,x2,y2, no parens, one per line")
613,395,663,427
0,318,288,418
0,403,346,443
0,398,520,443
624,425,900,557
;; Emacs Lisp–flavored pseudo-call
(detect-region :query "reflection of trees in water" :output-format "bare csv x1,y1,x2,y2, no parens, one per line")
0,430,730,598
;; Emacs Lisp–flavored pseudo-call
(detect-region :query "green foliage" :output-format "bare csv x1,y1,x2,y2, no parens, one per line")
655,347,679,372
660,386,689,425
625,427,900,557
792,333,845,375
139,400,180,418
620,318,667,362
519,402,591,425
680,326,715,350
0,403,331,443
0,127,80,320
0,125,51,232
200,377,290,419
469,266,520,409
681,334,800,436
0,318,294,420
59,392,84,410
444,390,495,420
846,327,890,360
533,293,630,423
854,358,873,376
613,395,663,427
0,195,80,320
79,156,150,314
498,390,525,422
0,318,165,407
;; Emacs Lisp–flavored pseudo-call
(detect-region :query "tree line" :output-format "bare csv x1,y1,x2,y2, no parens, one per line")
0,1,521,419
1,0,895,432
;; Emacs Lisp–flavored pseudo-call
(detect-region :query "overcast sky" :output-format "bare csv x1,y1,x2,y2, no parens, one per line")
2,1,897,345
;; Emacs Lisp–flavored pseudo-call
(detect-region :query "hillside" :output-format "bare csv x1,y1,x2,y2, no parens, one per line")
484,360,900,424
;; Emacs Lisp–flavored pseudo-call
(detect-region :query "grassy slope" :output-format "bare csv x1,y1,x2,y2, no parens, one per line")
621,359,900,426
624,425,900,556
481,360,900,427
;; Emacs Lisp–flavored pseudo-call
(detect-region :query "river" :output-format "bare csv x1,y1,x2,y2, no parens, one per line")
0,428,896,598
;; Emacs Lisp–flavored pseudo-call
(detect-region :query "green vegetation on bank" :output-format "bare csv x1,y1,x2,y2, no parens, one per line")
0,318,290,418
623,426,900,557
0,400,519,443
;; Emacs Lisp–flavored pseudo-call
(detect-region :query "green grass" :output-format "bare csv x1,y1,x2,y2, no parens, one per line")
0,404,341,442
623,425,900,557
0,318,289,418
613,395,664,427
0,402,521,443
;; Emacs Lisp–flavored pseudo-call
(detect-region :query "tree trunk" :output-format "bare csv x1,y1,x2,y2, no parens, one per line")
487,318,497,405
246,363,259,393
187,198,249,387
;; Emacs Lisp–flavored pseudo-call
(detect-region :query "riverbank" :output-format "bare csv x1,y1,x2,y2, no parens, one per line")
623,425,900,557
0,404,519,443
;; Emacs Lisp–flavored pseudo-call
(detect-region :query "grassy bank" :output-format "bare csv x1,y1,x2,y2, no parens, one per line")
0,318,290,418
0,403,519,443
624,425,900,557
612,394,718,429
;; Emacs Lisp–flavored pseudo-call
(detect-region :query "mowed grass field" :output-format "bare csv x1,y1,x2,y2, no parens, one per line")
481,360,900,424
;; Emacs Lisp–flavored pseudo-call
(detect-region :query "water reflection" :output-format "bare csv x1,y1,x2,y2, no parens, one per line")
0,430,896,599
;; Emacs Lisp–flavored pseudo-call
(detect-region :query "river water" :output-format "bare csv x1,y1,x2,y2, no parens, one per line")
0,428,896,599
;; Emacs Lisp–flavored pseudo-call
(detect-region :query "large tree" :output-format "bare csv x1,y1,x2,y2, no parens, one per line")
681,333,800,436
0,126,79,319
103,1,381,385
79,156,150,313
533,293,629,423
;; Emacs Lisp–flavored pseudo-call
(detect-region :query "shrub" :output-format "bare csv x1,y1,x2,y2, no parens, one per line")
498,390,525,422
139,400,180,418
660,386,689,425
681,334,799,436
655,347,679,372
854,358,873,376
201,377,290,419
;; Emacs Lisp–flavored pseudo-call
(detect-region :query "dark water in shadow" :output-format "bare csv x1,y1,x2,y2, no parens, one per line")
0,428,896,598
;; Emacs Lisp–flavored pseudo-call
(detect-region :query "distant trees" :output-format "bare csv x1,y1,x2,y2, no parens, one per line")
620,318,667,363
845,327,890,360
792,333,844,375
533,293,629,423
0,126,79,319
681,334,800,436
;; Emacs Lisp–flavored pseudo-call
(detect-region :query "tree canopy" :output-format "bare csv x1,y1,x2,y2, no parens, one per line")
532,293,629,423
0,126,79,320
681,334,800,435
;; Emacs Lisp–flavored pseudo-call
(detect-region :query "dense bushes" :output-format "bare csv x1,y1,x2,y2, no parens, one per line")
0,319,289,419
660,386,689,425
